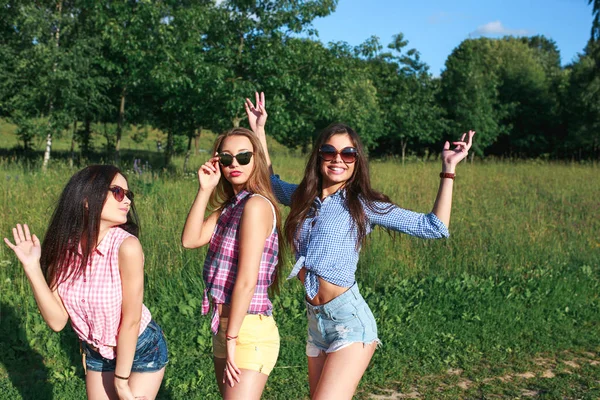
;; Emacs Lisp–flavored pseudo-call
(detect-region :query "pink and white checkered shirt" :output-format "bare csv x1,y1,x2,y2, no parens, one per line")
202,190,279,334
57,227,151,360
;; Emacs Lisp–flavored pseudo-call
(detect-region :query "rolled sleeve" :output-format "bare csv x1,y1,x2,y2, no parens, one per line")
366,202,450,239
270,174,298,206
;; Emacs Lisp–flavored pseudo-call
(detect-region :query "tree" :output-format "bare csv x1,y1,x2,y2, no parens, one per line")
564,41,600,159
368,34,445,161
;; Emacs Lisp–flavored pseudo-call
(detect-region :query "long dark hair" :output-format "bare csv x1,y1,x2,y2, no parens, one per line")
209,128,286,295
285,123,393,251
41,165,139,289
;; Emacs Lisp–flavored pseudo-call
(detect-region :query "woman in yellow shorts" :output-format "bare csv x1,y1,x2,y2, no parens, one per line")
182,126,284,399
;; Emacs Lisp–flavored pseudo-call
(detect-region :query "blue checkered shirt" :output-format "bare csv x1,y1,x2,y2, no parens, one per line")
270,175,449,300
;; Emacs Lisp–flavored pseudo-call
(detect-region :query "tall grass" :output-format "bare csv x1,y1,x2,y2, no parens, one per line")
0,155,599,399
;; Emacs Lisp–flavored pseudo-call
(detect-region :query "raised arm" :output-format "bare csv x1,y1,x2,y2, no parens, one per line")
245,92,272,174
181,155,222,249
114,236,145,399
245,92,298,206
223,196,273,387
4,224,68,332
431,130,475,227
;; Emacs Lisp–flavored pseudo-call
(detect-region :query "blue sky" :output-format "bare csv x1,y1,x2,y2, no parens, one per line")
309,0,594,76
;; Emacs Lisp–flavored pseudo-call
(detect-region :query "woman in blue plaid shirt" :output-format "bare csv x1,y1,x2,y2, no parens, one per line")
246,92,474,399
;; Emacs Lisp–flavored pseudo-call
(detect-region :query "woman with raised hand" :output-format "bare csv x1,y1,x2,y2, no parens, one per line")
181,127,283,399
245,92,475,400
4,165,168,400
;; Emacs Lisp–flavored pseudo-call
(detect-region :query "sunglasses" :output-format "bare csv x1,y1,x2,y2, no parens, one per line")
319,144,358,163
109,186,134,202
218,151,253,167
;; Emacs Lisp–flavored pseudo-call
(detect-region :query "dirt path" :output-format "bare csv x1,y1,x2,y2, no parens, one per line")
369,350,600,399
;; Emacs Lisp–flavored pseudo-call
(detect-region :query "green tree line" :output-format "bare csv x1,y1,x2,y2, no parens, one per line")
0,0,598,166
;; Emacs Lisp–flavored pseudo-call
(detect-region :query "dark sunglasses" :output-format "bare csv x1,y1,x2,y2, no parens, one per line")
319,144,358,163
109,186,134,202
218,151,253,167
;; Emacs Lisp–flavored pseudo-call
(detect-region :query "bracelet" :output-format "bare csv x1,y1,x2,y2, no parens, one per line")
440,172,456,180
114,373,130,380
226,334,238,341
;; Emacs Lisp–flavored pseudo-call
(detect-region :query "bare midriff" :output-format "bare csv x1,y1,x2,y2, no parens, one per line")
298,267,350,305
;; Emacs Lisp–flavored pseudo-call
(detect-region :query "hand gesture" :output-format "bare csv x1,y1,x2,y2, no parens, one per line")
4,224,42,273
244,91,267,133
442,130,475,172
198,154,221,192
223,337,241,387
114,379,147,400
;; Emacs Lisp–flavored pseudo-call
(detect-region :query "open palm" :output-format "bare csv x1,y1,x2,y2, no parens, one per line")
4,224,41,270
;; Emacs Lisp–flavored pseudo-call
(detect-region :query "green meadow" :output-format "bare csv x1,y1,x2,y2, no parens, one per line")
0,127,599,399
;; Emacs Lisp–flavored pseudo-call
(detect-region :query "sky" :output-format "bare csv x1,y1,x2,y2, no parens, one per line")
309,0,594,76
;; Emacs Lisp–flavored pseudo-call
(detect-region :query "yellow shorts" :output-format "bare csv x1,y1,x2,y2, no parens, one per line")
213,314,280,376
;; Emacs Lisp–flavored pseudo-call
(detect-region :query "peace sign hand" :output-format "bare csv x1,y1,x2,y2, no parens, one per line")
4,223,42,273
244,91,267,133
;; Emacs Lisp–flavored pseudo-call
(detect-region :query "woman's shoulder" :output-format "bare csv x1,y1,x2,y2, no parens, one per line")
118,236,143,260
109,227,140,253
244,194,274,216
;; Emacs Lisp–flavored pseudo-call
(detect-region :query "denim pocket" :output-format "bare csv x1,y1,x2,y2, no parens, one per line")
135,324,159,356
328,303,357,323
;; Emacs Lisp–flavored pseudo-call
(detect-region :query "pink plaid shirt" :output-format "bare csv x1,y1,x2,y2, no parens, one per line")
202,190,279,334
57,227,151,359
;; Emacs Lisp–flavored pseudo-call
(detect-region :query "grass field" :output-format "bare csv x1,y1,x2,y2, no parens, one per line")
0,124,599,399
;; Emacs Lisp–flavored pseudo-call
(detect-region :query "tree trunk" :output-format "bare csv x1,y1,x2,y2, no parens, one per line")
70,120,77,168
82,118,91,155
194,127,202,154
183,134,193,173
42,133,52,171
232,116,242,127
165,130,174,166
115,89,126,163
401,140,407,165
43,0,63,171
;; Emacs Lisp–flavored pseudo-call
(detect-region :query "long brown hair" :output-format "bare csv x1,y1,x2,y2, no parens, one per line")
41,165,139,289
209,128,285,294
285,123,394,251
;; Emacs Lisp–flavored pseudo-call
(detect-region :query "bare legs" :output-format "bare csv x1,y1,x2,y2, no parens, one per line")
213,357,269,400
308,342,377,400
85,368,165,400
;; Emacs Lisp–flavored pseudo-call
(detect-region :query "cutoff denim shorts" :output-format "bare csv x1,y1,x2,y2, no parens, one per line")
81,320,169,373
305,282,380,357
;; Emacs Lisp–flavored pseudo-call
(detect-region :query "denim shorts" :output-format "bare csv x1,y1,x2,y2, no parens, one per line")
306,283,380,357
81,320,169,373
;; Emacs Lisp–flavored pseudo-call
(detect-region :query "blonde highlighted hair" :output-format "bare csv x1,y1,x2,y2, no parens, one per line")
209,127,285,294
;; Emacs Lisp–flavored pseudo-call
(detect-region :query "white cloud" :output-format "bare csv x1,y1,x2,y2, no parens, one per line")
471,21,530,37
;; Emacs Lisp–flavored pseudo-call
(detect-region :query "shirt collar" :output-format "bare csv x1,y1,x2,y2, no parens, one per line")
95,228,117,256
228,189,252,207
316,187,347,205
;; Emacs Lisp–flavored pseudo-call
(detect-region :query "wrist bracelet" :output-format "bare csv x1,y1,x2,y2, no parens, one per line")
114,373,130,380
440,172,456,180
226,334,238,341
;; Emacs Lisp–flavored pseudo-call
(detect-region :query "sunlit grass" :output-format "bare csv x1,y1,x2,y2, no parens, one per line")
0,133,599,398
